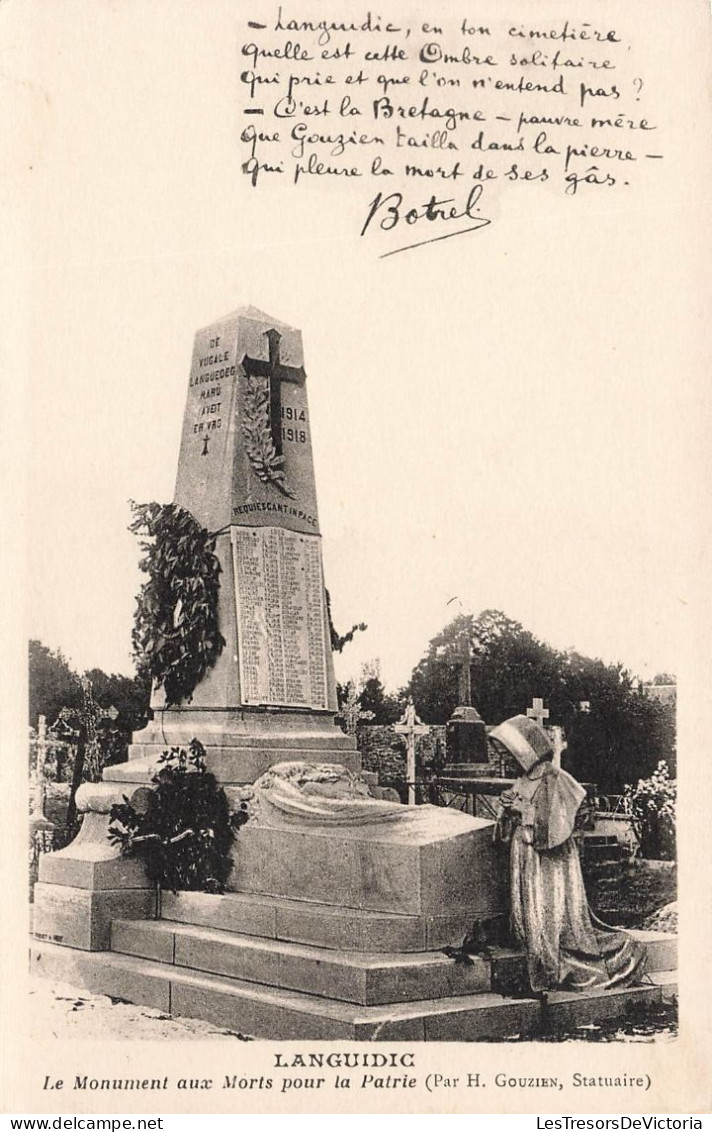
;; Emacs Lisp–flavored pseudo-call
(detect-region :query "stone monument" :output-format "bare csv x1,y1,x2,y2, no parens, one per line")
123,306,356,781
31,308,671,1039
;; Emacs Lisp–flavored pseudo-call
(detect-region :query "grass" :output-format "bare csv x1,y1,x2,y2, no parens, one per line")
584,860,677,928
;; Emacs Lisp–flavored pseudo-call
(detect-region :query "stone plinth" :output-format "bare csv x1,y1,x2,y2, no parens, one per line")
33,782,157,952
121,708,358,787
232,805,505,917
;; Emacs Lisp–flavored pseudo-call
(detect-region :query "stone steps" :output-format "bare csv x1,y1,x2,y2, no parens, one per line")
110,918,497,1006
627,930,677,974
30,940,542,1041
31,919,674,1040
647,970,678,1004
543,984,664,1030
584,846,629,863
158,890,502,953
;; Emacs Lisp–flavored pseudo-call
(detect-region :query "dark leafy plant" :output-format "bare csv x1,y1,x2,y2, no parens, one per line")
325,588,367,653
130,501,225,706
108,740,245,893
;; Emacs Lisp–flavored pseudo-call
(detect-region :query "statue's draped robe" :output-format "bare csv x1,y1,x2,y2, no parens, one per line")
497,763,647,992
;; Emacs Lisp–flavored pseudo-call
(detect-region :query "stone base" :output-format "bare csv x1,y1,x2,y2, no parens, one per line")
544,984,664,1029
648,970,678,1003
37,831,152,892
110,918,495,1005
30,875,676,1041
30,940,542,1041
30,927,673,1040
33,884,156,951
124,711,359,784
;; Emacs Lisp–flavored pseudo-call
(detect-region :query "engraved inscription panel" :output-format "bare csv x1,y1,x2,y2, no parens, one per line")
232,526,329,709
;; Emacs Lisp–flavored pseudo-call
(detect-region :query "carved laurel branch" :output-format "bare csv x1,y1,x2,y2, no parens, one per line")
241,375,294,498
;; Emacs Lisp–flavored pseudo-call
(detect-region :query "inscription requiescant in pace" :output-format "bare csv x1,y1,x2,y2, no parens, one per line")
232,526,329,709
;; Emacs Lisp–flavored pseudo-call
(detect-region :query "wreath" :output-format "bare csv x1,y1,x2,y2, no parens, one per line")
108,740,248,893
130,501,225,706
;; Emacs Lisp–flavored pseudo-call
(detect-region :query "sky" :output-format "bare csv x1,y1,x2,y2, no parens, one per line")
11,0,710,696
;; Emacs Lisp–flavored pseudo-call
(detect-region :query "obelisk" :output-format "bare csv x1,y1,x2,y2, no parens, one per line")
120,306,357,785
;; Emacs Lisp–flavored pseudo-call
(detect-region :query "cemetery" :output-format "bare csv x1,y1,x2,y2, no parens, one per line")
30,307,677,1041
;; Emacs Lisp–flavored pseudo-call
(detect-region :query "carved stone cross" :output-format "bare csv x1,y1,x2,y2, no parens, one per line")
242,328,305,456
395,699,430,806
453,634,473,707
526,697,550,728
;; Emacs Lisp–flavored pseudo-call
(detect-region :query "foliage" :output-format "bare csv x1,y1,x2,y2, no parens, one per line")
130,501,225,706
358,676,403,725
30,647,153,836
624,761,676,860
337,680,374,736
335,659,402,731
401,609,676,793
29,641,82,728
108,740,246,893
325,588,367,654
403,610,562,725
563,658,676,791
30,642,151,772
83,667,151,748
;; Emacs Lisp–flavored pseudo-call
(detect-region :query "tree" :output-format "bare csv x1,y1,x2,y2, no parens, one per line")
652,672,676,685
403,610,563,726
29,640,82,728
358,676,403,725
402,610,676,793
29,641,153,829
83,667,151,758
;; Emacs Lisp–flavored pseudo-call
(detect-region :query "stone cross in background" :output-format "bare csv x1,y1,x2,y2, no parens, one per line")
395,699,430,805
36,714,48,776
30,715,48,817
526,697,567,768
453,634,474,707
29,714,56,879
526,696,550,728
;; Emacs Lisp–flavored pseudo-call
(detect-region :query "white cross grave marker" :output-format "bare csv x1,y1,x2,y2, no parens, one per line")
526,697,550,728
394,699,430,806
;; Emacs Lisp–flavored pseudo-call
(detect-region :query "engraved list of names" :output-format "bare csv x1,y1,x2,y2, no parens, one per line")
231,526,329,709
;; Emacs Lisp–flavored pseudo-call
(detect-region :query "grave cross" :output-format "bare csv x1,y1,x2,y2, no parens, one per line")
526,697,550,729
394,699,430,806
242,328,305,456
453,634,473,707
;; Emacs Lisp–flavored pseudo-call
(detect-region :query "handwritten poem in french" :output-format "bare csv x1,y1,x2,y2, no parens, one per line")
238,7,663,256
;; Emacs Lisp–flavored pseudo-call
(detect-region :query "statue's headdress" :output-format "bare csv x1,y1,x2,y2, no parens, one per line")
489,714,553,772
